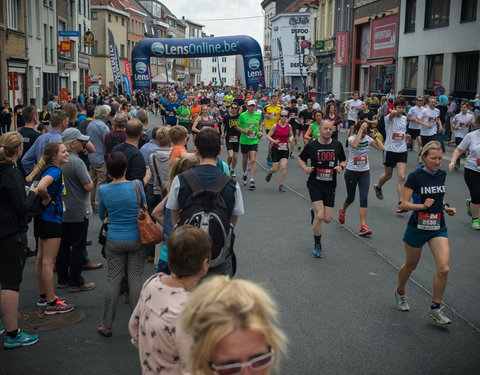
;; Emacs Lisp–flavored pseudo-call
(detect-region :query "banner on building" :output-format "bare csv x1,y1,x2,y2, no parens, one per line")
108,29,122,89
277,38,285,89
370,14,398,59
122,74,131,95
59,41,72,53
124,60,133,90
335,32,349,66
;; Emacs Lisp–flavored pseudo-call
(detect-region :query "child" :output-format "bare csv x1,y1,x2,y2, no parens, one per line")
150,127,172,201
168,125,192,165
129,225,211,375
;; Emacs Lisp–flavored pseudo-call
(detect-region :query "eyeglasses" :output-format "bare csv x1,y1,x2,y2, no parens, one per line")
280,115,288,117
210,349,275,375
230,107,238,110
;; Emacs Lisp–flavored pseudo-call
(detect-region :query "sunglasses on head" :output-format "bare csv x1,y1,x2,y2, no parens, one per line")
209,348,275,375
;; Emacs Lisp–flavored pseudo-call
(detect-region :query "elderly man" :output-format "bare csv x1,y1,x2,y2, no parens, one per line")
86,105,111,212
56,128,97,292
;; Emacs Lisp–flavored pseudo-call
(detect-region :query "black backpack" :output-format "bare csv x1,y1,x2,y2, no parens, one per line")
178,170,233,269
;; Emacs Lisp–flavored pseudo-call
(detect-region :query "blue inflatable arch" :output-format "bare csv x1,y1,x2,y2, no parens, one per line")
131,35,265,91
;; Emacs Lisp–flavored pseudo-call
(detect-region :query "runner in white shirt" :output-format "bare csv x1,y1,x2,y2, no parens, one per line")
215,91,225,106
338,121,384,236
345,91,363,129
416,96,443,148
373,99,411,213
406,97,424,152
451,102,476,169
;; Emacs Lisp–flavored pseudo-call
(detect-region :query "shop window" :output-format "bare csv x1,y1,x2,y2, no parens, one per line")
461,0,477,22
424,0,450,28
370,65,395,94
426,55,443,89
405,0,416,32
404,57,418,89
454,52,479,97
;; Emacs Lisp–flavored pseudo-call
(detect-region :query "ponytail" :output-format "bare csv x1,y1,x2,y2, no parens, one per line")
0,132,23,164
25,141,63,182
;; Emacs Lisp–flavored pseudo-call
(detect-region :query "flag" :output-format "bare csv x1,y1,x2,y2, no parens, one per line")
108,29,122,90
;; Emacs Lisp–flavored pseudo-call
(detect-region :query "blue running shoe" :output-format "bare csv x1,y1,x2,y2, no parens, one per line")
312,247,323,258
0,325,4,335
267,157,273,166
3,330,39,349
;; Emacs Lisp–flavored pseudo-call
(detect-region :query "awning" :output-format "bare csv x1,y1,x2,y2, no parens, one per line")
152,73,176,84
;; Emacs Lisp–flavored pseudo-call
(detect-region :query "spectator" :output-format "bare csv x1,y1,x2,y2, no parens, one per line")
14,98,25,129
97,151,149,337
104,112,128,161
0,132,40,348
17,105,40,177
136,108,150,148
64,102,78,128
0,100,13,134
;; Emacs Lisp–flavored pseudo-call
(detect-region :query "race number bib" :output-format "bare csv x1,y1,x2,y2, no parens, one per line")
278,143,288,151
459,122,466,127
392,133,405,141
168,111,173,116
229,136,238,143
247,130,257,139
353,156,368,166
267,112,274,119
428,117,437,122
477,158,480,169
417,212,441,231
316,168,333,181
305,119,313,126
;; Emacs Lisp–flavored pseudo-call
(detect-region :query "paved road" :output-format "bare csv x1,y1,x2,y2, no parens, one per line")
2,115,480,374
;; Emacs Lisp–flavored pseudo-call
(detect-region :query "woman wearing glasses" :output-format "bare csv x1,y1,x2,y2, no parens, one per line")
265,110,294,192
180,276,286,375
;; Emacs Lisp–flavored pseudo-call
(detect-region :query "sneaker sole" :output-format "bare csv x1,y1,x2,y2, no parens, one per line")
312,253,323,258
373,185,384,200
45,307,75,315
426,313,451,325
395,304,410,312
359,231,372,236
4,337,39,349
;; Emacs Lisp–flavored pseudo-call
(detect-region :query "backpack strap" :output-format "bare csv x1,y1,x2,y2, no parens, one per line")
133,180,146,210
182,169,204,193
210,172,232,194
151,152,162,188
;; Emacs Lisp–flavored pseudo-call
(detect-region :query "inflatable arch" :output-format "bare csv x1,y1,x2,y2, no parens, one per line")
131,35,265,91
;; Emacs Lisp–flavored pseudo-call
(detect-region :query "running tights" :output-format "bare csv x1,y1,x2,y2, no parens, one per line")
344,169,370,208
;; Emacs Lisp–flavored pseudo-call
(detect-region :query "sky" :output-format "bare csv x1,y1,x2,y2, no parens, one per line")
162,0,264,46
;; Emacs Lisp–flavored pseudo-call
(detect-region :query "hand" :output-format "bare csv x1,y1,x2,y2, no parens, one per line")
406,134,412,142
275,139,280,145
42,197,51,206
145,166,152,179
425,123,432,129
304,166,314,174
334,165,343,174
448,162,456,171
445,206,456,216
360,122,369,131
29,186,38,195
258,131,263,138
423,198,435,209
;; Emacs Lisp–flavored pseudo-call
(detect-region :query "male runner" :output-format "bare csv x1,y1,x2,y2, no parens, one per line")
297,99,316,144
417,96,443,149
406,97,424,152
222,103,241,176
345,91,363,129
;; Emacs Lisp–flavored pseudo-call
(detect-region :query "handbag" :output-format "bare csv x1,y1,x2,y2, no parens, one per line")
133,180,163,245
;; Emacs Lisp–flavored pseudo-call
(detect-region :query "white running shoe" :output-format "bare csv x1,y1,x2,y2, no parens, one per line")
427,306,451,325
394,289,410,311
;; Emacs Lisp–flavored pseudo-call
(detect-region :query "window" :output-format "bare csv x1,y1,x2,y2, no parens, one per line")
120,44,125,58
44,24,48,63
454,52,479,97
78,0,82,14
212,57,217,62
424,0,450,28
461,0,477,22
212,67,217,73
222,57,227,62
91,12,97,20
426,54,443,89
222,77,226,83
404,57,418,89
50,26,54,63
212,77,216,82
108,14,111,22
7,0,19,30
222,67,227,73
92,41,98,55
115,16,118,23
122,18,125,27
405,0,416,32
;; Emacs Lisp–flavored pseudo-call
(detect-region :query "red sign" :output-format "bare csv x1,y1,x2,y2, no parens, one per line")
60,88,69,101
335,32,349,66
300,40,310,49
124,61,133,89
59,41,72,52
85,76,91,88
370,14,398,59
8,72,19,91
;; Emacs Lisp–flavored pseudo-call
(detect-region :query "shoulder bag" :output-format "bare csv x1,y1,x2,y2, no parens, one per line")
133,180,163,245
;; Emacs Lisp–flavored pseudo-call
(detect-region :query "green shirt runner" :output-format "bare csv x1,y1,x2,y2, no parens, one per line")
176,105,191,124
238,111,262,145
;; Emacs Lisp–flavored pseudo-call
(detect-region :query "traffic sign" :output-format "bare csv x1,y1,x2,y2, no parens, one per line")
300,40,310,49
315,40,325,50
58,31,80,37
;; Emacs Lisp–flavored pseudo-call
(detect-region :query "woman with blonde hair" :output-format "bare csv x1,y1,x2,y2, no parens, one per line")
180,276,287,375
0,132,40,348
26,141,74,314
64,102,78,128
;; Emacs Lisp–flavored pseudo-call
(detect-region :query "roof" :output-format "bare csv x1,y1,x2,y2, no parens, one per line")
284,0,317,13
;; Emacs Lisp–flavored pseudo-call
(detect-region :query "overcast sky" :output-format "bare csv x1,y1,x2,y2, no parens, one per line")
162,0,264,45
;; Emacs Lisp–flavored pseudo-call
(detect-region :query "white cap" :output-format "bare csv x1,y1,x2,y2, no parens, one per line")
247,100,256,106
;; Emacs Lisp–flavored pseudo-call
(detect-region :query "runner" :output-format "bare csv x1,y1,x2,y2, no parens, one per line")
395,141,456,325
450,102,475,169
286,99,300,155
323,103,341,140
221,104,241,177
417,96,443,149
448,124,480,230
345,91,363,129
175,98,191,133
265,110,294,192
339,122,384,235
192,105,217,135
303,110,324,144
373,99,411,214
297,99,315,144
236,100,263,191
298,120,346,258
406,97,424,152
263,96,282,166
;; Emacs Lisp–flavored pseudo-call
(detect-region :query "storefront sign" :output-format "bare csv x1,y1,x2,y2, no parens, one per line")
370,15,398,59
84,30,95,47
289,16,309,25
315,40,325,50
60,88,69,101
335,33,349,66
60,62,77,70
59,41,72,52
58,30,80,37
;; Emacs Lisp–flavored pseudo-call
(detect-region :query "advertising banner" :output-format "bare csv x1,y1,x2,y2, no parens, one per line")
370,14,398,59
122,74,131,95
335,32,349,66
108,29,122,89
124,60,133,90
277,38,285,89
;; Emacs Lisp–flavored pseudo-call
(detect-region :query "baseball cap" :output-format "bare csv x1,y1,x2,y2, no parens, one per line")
247,100,256,106
62,128,90,142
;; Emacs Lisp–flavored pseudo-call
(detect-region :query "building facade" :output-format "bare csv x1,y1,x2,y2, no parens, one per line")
199,55,236,86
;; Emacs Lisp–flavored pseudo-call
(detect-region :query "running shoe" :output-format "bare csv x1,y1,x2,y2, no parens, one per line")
359,225,373,236
373,184,383,200
471,218,480,230
296,143,301,150
37,295,66,307
338,209,346,225
0,325,4,335
279,184,287,192
3,330,39,349
290,153,295,159
45,299,74,315
310,207,314,225
312,246,323,258
265,172,272,182
394,289,410,311
427,306,451,325
248,179,256,191
242,173,248,185
466,198,472,217
230,170,236,178
267,157,273,167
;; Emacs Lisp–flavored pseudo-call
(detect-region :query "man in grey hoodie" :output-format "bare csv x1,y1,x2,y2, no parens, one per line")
150,127,172,205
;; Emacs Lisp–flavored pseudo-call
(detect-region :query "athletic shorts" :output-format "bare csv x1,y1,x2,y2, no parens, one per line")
240,143,258,153
464,167,480,204
383,151,408,168
34,217,62,239
408,128,420,139
271,147,289,162
420,134,438,146
307,180,335,207
179,122,192,134
403,225,448,248
0,232,27,292
226,137,240,152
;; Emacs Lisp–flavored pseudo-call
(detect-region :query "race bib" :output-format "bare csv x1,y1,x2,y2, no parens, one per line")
392,133,405,141
477,158,480,169
267,112,274,119
417,212,441,231
316,168,333,181
305,119,313,125
459,122,466,127
247,130,257,139
353,156,368,166
278,143,288,151
168,111,173,116
351,106,356,110
428,117,437,122
229,135,238,143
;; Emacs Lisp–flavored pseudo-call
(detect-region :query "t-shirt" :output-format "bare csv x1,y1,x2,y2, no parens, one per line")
14,104,25,127
286,106,299,126
407,106,423,130
40,166,64,224
170,144,187,164
299,109,315,131
346,135,373,172
418,107,440,136
223,113,241,138
176,105,191,124
165,103,180,124
18,127,40,176
112,143,146,182
238,111,262,145
384,114,408,153
61,153,92,222
299,139,346,188
263,104,282,130
452,112,475,139
358,110,375,123
458,130,480,172
346,99,363,121
405,167,446,230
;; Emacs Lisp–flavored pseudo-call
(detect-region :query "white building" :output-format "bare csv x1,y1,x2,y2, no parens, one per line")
396,0,480,99
199,55,236,86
